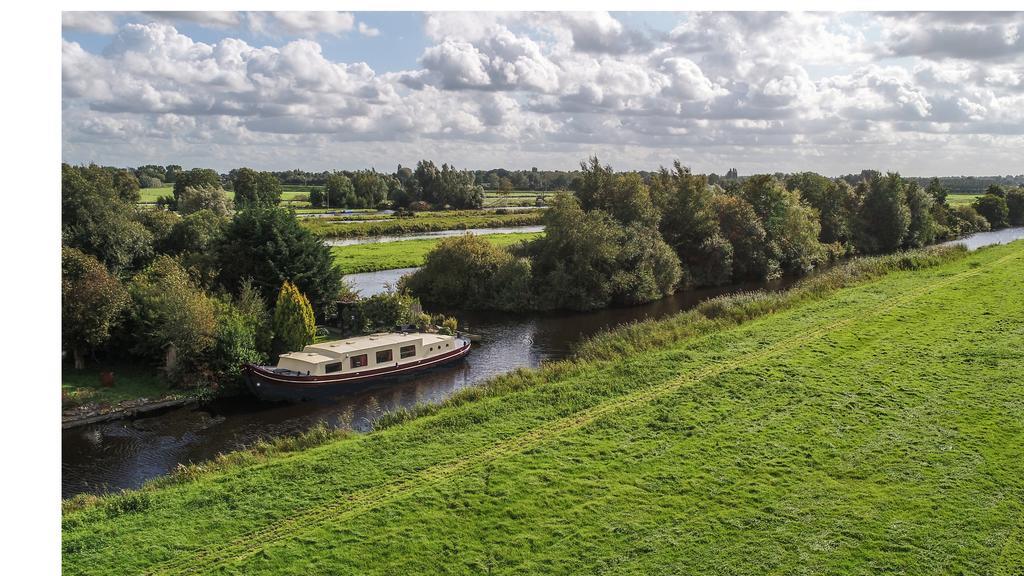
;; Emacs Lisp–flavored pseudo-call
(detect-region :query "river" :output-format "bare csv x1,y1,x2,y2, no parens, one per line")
61,227,1023,498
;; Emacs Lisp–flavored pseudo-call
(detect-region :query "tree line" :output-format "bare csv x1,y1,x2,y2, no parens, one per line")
62,163,348,390
404,157,1024,312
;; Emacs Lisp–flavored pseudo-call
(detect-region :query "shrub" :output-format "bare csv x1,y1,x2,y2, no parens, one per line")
949,205,990,235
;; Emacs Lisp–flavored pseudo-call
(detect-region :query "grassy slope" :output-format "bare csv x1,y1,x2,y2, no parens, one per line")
62,242,1024,575
332,231,542,274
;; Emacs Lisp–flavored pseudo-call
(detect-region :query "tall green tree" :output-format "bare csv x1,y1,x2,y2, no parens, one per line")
653,162,729,286
925,177,948,205
855,173,911,254
173,168,221,201
903,182,939,248
215,207,343,313
272,281,316,355
62,247,129,369
573,157,660,227
232,168,282,209
62,163,154,275
178,185,230,216
351,170,389,208
1006,188,1024,226
324,172,357,208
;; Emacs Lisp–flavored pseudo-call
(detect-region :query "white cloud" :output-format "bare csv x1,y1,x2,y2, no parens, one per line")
62,12,118,34
357,22,380,37
61,12,1024,174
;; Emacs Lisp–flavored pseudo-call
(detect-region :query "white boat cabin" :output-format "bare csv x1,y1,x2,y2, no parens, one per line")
275,332,459,376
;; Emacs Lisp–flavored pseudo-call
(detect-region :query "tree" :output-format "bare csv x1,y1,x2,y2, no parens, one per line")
136,209,180,254
129,256,217,380
854,173,911,254
573,157,660,227
653,162,728,286
973,194,1009,229
272,281,316,355
712,194,774,281
352,170,389,208
173,168,221,201
62,163,154,275
741,175,823,274
324,172,357,208
178,184,230,216
925,177,948,205
785,172,853,244
211,280,270,385
903,182,939,248
609,223,682,305
986,184,1006,198
215,207,343,313
62,247,129,369
110,169,141,203
232,168,282,209
1006,188,1024,226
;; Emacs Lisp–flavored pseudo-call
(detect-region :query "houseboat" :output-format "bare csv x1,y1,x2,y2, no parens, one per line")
244,331,472,401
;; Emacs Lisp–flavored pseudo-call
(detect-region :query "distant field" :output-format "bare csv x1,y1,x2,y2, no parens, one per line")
305,209,545,238
947,193,982,206
138,186,309,204
332,231,542,275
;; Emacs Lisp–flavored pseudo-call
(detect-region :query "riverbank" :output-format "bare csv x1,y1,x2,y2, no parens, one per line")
61,364,196,428
62,240,1024,574
332,231,542,274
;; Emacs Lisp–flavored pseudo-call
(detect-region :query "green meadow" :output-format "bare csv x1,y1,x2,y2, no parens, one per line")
332,231,543,274
62,241,1024,575
947,193,983,206
303,209,544,238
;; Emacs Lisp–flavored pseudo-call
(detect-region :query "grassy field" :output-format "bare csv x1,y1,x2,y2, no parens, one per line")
304,209,544,238
139,186,309,204
332,231,542,274
947,193,982,206
61,241,1024,575
61,363,178,409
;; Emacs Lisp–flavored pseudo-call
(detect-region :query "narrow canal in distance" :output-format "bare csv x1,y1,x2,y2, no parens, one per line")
61,227,1024,498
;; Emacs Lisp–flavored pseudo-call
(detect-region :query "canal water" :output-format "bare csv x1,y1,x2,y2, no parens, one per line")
62,228,1023,498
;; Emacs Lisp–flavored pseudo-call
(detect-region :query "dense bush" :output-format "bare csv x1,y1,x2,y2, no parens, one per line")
173,168,221,201
404,234,533,311
128,256,218,384
973,193,1010,229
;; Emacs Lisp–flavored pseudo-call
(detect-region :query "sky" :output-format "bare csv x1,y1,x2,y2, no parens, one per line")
61,11,1024,176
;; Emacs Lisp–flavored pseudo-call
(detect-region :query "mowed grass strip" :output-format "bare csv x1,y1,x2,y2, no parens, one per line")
62,242,1024,575
332,231,542,274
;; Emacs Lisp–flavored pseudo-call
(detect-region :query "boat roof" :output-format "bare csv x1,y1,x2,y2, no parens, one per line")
278,351,335,364
304,332,450,356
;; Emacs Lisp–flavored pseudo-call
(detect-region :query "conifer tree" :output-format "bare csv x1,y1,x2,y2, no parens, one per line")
272,281,316,355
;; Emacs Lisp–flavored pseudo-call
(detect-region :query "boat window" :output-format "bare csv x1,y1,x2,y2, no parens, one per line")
325,362,343,374
376,349,393,363
350,354,367,369
399,345,416,359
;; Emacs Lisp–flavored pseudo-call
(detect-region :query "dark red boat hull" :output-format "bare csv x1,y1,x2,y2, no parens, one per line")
244,338,472,401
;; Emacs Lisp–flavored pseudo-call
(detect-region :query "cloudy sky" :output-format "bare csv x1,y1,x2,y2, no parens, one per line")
62,11,1024,175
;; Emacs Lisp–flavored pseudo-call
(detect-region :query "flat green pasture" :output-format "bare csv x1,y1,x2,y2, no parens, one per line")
332,231,542,275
